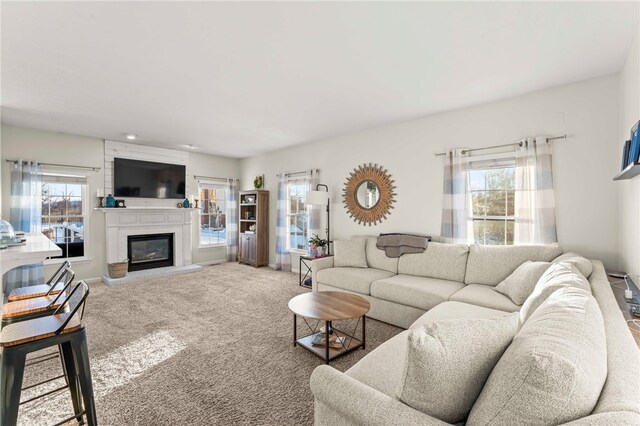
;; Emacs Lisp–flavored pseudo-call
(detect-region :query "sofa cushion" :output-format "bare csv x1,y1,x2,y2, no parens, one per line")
552,252,593,279
346,330,409,398
519,262,591,324
464,244,563,286
361,236,399,274
398,242,469,282
316,267,395,295
397,315,518,424
333,238,368,268
371,275,464,311
410,301,509,329
449,284,520,312
494,261,552,305
468,286,607,426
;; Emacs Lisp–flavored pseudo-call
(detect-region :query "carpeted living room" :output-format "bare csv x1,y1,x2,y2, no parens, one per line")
1,2,639,426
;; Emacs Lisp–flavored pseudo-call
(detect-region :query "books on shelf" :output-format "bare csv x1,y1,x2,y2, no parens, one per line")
620,121,640,172
311,333,346,349
626,121,640,170
622,139,632,170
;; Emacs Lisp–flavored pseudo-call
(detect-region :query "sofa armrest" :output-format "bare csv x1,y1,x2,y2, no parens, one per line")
311,257,334,292
310,365,450,426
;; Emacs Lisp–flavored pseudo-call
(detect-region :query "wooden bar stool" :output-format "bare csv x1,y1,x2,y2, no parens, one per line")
0,281,96,426
1,269,75,328
8,260,71,302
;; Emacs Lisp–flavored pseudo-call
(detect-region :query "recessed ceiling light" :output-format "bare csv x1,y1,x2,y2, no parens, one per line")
125,134,136,140
183,144,198,149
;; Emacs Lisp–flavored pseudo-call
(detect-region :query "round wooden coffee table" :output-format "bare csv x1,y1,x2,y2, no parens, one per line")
288,291,370,364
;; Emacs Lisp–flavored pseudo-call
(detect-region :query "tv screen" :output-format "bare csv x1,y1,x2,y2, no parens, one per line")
114,158,186,199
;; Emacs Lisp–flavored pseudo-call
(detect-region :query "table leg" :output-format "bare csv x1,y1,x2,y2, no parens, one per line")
293,313,297,347
325,320,330,364
362,315,366,350
299,257,302,286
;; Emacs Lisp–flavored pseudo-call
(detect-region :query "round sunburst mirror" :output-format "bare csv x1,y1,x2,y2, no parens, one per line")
343,163,396,226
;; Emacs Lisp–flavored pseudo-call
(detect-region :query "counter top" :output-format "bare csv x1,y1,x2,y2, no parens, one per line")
1,233,62,276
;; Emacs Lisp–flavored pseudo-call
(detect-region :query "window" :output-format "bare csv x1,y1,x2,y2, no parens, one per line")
469,158,515,245
287,180,308,252
199,184,227,246
41,172,88,259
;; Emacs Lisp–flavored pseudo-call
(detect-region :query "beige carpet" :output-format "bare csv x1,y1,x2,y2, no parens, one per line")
17,262,403,425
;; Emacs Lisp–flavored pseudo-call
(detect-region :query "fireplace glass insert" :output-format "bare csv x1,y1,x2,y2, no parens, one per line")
127,233,174,272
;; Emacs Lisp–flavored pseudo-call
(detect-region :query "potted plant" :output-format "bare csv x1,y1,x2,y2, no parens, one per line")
309,234,328,257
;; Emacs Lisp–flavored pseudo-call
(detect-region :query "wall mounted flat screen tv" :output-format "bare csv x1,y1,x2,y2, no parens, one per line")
114,158,186,199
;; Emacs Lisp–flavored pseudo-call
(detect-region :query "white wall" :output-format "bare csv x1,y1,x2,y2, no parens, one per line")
188,151,241,264
1,125,107,280
242,75,621,269
618,30,640,276
1,125,241,279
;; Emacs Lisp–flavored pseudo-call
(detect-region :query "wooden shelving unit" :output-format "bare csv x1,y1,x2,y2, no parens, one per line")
614,162,640,181
238,190,269,267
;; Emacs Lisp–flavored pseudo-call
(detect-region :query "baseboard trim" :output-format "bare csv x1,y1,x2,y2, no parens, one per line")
86,261,227,284
102,264,203,285
196,259,229,266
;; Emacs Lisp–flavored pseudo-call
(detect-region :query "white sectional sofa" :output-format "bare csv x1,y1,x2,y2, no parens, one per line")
310,236,640,425
312,237,563,328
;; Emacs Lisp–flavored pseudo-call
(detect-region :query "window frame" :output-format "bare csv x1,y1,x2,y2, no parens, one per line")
286,178,309,255
466,152,516,246
198,182,228,248
41,170,91,263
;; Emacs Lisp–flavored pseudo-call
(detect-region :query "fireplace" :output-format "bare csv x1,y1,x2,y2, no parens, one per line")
127,233,174,272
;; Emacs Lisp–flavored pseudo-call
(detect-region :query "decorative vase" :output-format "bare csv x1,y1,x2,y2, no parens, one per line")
183,198,190,208
105,194,116,208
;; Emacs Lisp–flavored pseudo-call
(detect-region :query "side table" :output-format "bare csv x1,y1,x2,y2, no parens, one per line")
606,270,640,347
299,255,332,288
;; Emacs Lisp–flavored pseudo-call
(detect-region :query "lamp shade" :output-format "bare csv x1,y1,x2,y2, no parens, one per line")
306,190,330,205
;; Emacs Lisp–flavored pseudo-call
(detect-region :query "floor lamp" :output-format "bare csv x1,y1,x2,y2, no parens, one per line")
306,184,331,255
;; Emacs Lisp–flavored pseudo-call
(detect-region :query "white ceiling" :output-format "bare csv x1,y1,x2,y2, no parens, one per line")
2,2,638,158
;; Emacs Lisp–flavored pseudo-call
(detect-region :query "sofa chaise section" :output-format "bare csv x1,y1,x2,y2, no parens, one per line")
311,257,640,425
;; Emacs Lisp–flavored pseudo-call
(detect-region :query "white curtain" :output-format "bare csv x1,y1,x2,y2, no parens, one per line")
3,160,45,296
226,179,239,261
275,174,291,271
514,136,558,244
440,149,472,244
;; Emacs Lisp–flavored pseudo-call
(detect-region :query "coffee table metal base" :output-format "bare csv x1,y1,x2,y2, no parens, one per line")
293,316,366,364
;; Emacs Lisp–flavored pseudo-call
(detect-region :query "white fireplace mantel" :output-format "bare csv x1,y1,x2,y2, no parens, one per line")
102,208,194,267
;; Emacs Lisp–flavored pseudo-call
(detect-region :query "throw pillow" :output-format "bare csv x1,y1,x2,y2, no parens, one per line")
519,262,591,324
468,286,607,426
552,252,594,278
494,261,551,305
396,314,519,424
333,238,367,268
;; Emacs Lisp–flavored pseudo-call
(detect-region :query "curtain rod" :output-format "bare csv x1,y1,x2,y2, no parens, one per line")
194,175,238,182
278,168,320,177
434,134,567,157
5,159,101,172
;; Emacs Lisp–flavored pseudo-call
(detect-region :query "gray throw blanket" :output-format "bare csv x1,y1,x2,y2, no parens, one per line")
376,233,431,258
